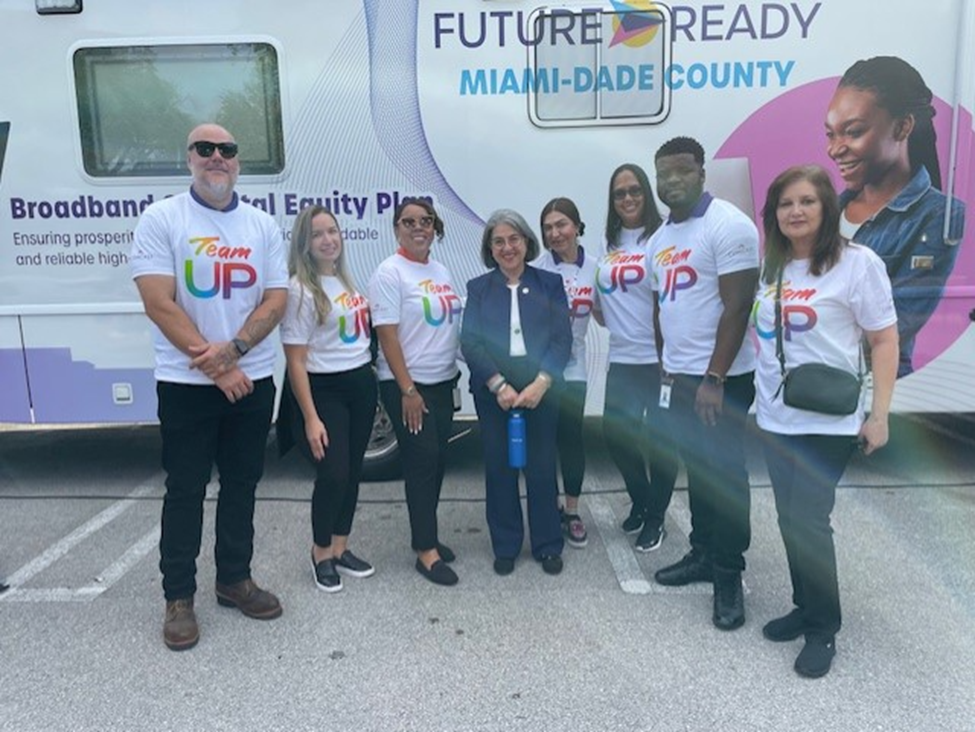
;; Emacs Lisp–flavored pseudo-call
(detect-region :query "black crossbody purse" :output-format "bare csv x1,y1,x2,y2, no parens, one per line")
773,268,862,416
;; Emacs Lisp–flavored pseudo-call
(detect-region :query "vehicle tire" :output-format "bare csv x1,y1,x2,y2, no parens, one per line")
362,400,401,481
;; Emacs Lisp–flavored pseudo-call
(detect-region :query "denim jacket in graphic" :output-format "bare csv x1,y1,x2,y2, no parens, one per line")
840,165,965,376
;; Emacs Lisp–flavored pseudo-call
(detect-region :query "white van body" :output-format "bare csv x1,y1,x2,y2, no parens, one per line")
1,0,973,429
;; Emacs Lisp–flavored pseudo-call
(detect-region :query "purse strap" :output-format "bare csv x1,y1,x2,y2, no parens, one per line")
773,264,863,392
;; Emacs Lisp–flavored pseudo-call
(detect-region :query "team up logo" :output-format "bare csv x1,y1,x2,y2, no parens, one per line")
184,236,256,299
418,279,463,326
566,283,596,319
653,246,698,302
597,251,646,294
336,292,371,344
609,0,664,48
752,281,818,340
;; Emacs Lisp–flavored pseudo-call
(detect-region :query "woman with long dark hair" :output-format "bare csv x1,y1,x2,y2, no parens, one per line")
595,164,678,552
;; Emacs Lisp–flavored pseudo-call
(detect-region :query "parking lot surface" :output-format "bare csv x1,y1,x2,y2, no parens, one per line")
1,416,973,732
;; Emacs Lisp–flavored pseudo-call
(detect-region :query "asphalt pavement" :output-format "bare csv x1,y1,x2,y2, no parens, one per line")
1,415,973,732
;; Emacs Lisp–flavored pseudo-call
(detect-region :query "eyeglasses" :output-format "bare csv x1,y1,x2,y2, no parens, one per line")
613,185,644,201
187,141,240,159
398,216,435,230
491,233,524,249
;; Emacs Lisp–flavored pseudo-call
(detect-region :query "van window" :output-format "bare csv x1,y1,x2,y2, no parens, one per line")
73,43,284,177
529,7,670,128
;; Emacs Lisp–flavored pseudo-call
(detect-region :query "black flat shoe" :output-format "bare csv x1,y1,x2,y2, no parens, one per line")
437,543,456,563
415,558,458,586
493,558,515,576
540,555,563,575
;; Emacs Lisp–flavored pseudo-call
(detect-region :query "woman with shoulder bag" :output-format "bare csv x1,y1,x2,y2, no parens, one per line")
751,165,898,678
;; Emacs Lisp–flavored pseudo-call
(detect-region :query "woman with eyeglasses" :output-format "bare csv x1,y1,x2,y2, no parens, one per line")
596,163,679,552
461,209,572,576
368,200,463,586
279,206,377,593
532,197,600,548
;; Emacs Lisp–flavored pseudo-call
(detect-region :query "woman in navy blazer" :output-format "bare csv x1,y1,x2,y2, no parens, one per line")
461,209,572,576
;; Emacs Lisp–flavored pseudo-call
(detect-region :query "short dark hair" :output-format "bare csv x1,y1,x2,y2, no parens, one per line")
604,163,662,248
539,197,585,249
480,209,540,268
761,164,846,283
654,136,705,165
392,198,444,241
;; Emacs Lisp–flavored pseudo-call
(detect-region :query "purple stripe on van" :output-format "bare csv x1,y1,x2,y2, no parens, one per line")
23,348,158,423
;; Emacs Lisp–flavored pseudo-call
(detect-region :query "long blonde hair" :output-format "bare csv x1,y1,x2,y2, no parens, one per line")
288,205,357,324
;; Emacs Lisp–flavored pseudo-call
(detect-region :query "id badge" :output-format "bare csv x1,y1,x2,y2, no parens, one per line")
659,376,673,410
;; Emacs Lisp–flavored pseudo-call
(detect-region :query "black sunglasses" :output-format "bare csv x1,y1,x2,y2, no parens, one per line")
187,141,239,159
613,185,644,201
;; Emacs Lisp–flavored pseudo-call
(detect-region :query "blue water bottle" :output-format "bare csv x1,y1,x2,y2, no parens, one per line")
508,410,527,469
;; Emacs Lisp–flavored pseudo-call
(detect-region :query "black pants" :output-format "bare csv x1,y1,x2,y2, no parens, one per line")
556,380,587,499
291,365,377,547
156,378,274,601
762,431,856,637
379,378,456,552
603,363,679,526
670,372,754,571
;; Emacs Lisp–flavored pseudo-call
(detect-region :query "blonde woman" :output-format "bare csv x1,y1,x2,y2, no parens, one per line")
281,205,377,592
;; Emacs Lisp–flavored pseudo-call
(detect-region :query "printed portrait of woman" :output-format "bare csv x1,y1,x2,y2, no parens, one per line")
824,55,966,377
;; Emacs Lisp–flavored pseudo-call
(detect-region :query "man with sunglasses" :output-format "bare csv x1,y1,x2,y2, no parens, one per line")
131,123,288,650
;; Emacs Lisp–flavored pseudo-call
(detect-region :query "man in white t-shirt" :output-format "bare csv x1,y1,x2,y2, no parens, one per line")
647,136,759,632
131,123,288,651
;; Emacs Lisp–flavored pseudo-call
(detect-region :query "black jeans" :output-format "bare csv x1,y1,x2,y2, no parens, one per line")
556,380,587,499
291,365,377,547
670,372,754,571
603,363,679,526
157,378,275,601
762,431,856,637
379,377,456,552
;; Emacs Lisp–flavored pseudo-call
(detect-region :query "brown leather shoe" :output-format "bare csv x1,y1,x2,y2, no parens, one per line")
215,578,282,620
163,598,199,651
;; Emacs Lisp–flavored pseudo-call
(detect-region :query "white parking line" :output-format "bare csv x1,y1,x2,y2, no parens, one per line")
1,478,160,602
586,482,712,596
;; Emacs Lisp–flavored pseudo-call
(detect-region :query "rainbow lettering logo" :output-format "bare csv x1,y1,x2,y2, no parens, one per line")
184,235,256,299
418,279,463,326
336,292,371,344
752,282,819,341
597,252,646,294
609,0,664,48
653,246,697,302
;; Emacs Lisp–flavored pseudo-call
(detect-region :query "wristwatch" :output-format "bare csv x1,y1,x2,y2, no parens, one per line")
704,371,726,387
232,338,251,358
403,385,418,397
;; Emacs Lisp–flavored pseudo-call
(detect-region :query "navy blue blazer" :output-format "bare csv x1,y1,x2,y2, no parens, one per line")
461,265,572,393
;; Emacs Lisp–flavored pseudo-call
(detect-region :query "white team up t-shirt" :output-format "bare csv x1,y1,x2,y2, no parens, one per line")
130,191,288,384
595,228,658,365
752,244,897,436
533,248,599,382
368,252,461,384
280,276,372,374
648,196,759,376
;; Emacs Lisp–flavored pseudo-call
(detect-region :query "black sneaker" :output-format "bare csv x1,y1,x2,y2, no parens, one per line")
560,508,589,549
621,507,645,535
334,550,375,578
635,522,665,552
311,554,342,593
493,557,515,576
